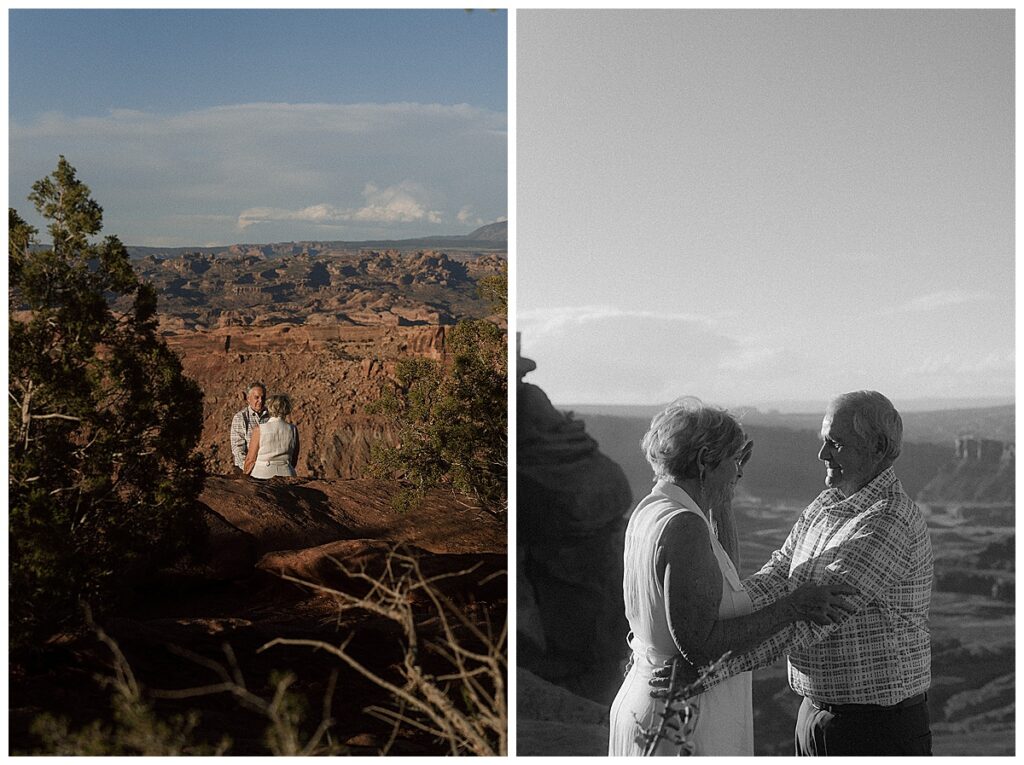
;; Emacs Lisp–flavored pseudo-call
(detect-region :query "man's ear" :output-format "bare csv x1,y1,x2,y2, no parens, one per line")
869,436,890,471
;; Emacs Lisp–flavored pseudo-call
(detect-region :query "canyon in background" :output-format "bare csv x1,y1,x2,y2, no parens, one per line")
518,348,1013,756
117,223,506,479
11,224,508,755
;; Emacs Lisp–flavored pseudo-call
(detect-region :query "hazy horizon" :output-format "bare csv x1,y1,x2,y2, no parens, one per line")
28,220,508,252
519,10,1013,407
548,396,1014,416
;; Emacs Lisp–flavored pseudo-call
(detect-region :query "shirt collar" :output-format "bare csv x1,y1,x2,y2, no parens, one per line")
652,478,706,517
818,465,899,513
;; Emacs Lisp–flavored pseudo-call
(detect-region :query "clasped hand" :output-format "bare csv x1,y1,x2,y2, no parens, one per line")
648,582,858,693
788,581,858,626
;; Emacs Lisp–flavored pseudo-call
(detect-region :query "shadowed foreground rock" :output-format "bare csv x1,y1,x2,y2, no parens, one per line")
516,342,632,705
10,476,506,755
516,668,610,756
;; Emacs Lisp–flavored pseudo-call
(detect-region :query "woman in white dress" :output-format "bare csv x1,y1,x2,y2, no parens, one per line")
608,397,853,756
244,394,299,479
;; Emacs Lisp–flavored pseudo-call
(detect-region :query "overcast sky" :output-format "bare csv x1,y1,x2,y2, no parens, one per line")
9,9,507,247
518,10,1013,411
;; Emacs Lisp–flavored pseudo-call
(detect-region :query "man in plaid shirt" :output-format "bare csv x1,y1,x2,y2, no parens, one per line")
701,391,934,754
230,382,269,473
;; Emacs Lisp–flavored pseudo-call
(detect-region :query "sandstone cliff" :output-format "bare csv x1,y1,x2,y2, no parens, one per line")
168,323,450,477
918,436,1015,505
138,248,505,479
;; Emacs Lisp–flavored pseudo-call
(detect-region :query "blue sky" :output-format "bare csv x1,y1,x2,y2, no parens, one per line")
9,9,507,246
518,10,1013,408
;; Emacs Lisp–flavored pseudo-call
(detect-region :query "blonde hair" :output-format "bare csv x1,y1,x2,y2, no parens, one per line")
266,394,292,418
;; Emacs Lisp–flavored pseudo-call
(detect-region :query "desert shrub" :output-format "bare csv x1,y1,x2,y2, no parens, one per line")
9,157,207,648
266,548,507,755
19,614,336,755
19,609,222,755
369,268,507,518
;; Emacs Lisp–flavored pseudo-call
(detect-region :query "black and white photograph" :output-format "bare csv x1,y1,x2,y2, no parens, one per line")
516,9,1013,756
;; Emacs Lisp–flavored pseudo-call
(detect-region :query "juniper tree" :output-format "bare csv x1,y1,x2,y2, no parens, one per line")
370,269,507,519
9,157,206,647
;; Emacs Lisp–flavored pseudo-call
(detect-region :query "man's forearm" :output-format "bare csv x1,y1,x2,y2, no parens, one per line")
700,616,831,692
699,623,796,692
677,595,797,671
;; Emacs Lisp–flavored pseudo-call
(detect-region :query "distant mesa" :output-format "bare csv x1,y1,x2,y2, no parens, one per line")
464,220,507,242
120,220,507,261
954,436,1014,465
918,436,1014,518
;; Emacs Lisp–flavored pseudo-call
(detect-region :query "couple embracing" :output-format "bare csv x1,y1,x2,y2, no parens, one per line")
609,391,933,756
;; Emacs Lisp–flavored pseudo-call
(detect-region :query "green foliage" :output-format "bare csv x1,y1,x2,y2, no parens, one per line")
370,268,507,518
26,695,222,756
9,157,207,647
476,269,508,313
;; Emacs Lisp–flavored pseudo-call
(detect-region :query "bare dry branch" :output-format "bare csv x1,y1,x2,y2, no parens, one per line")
261,545,506,755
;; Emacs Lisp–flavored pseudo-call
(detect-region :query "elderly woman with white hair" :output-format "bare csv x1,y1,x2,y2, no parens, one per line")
608,397,855,756
244,394,299,479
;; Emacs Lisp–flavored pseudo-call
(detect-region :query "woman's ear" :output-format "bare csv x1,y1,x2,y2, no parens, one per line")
697,445,710,475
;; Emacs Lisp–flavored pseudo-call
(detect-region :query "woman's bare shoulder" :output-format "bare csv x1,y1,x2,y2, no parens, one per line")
655,510,718,583
658,510,712,552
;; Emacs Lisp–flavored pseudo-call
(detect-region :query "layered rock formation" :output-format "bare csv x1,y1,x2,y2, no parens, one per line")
127,249,505,331
918,436,1015,505
516,337,632,703
126,248,505,479
126,221,507,262
167,324,447,477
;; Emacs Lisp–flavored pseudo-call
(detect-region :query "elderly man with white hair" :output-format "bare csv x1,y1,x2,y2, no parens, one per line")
687,390,934,756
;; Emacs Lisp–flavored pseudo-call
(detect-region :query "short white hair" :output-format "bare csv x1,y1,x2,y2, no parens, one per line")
830,390,903,463
641,396,748,482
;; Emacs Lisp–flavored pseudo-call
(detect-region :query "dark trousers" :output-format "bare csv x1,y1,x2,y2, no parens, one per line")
795,695,932,756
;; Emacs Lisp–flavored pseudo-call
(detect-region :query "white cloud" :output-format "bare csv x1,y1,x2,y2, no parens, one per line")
518,305,791,405
519,304,722,340
905,350,1015,376
10,102,506,245
237,182,443,230
352,182,443,224
876,289,991,316
518,303,1013,406
457,205,486,226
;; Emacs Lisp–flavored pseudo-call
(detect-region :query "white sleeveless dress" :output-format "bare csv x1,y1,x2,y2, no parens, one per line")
250,417,298,479
608,480,754,756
